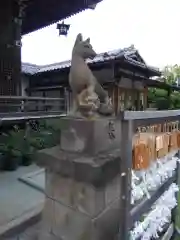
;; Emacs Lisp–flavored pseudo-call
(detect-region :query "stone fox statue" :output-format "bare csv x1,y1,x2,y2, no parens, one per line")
69,33,114,118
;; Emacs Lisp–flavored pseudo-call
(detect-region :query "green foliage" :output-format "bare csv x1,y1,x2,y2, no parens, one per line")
0,119,65,170
0,118,63,159
148,88,170,110
0,125,35,159
21,137,36,156
148,88,168,101
163,66,176,85
29,136,45,150
163,64,180,84
148,65,180,110
31,118,64,149
156,98,170,110
0,127,22,158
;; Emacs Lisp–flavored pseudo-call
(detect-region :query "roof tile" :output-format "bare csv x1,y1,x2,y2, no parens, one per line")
22,63,41,74
21,46,160,75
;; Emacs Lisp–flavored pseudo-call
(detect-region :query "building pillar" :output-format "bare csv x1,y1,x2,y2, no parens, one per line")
0,0,22,96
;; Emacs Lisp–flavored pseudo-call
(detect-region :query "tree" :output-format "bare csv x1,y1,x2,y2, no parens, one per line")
163,64,180,85
148,88,170,110
148,65,180,110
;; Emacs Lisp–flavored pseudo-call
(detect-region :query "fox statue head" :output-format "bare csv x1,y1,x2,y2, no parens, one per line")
72,33,97,60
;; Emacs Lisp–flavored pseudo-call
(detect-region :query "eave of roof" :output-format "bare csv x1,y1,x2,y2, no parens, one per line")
123,58,161,77
22,47,161,77
22,0,103,35
21,63,41,75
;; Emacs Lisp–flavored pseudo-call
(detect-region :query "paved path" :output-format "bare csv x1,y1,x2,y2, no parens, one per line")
0,165,45,239
6,222,59,239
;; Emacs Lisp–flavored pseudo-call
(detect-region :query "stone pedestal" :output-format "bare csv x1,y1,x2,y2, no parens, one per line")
60,117,121,155
37,117,122,240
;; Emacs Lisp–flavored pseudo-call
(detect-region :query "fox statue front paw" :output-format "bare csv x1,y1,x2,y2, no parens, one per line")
98,97,114,116
98,103,114,116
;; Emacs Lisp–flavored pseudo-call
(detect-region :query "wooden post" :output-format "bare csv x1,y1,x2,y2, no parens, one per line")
144,87,148,110
114,86,119,114
117,86,120,113
131,89,134,110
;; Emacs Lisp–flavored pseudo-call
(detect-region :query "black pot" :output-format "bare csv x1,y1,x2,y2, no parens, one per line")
21,154,32,166
3,156,19,171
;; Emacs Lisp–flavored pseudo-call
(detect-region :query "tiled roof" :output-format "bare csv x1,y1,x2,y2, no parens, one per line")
38,60,71,73
37,47,139,73
21,46,160,75
22,63,41,75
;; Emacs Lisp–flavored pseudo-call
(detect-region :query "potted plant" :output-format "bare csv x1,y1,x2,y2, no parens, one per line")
0,127,22,171
0,144,21,171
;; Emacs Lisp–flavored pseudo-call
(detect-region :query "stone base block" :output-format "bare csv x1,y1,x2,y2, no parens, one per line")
37,146,120,188
45,171,121,218
38,168,121,240
41,195,121,240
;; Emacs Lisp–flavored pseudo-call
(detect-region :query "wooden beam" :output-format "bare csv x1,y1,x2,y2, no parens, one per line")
144,87,148,109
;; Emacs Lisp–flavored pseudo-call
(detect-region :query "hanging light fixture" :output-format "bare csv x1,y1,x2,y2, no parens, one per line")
57,21,70,36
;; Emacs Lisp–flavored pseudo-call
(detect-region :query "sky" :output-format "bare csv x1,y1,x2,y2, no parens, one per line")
22,0,180,69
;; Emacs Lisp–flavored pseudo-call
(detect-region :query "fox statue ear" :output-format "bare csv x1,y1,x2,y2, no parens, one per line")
75,33,83,45
85,38,90,43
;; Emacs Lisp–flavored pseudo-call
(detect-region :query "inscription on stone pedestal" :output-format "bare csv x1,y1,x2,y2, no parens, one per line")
108,121,116,140
60,118,121,155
